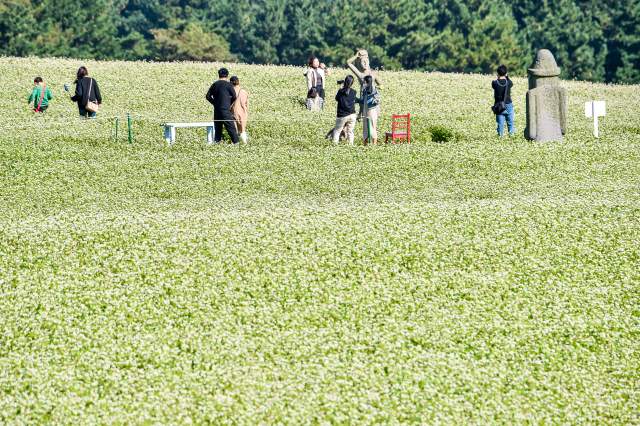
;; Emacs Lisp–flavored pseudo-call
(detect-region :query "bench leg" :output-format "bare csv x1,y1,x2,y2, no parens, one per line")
207,126,214,145
171,127,176,144
165,126,171,145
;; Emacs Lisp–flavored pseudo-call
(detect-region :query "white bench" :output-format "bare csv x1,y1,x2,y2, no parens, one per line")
161,122,216,145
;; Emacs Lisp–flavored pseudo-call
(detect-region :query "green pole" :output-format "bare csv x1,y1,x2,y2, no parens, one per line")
128,113,132,144
115,118,119,143
367,116,372,145
362,87,368,145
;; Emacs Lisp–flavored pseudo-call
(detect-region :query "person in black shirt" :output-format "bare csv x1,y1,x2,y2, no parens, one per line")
331,75,357,145
492,65,514,136
206,68,239,144
70,66,102,118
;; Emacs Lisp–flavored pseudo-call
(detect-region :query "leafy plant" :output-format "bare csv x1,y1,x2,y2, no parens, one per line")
427,125,456,142
0,57,639,425
151,22,236,62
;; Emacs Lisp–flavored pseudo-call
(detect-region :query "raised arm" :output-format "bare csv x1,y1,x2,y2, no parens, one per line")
346,54,364,81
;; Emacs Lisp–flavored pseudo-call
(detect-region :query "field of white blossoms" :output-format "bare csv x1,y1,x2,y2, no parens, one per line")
1,57,639,425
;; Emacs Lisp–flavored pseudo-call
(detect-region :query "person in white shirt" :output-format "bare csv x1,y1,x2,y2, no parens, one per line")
306,87,324,111
304,56,330,101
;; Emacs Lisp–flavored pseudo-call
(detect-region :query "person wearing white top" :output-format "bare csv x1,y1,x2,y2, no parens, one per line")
304,56,330,101
306,87,324,111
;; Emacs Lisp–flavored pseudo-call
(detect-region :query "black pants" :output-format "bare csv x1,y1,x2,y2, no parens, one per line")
214,108,239,144
35,105,48,113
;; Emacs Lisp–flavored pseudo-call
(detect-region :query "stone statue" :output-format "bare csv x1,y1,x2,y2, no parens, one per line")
525,49,567,141
346,50,383,89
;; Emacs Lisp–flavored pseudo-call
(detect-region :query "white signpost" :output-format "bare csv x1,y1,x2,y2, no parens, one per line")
585,101,606,137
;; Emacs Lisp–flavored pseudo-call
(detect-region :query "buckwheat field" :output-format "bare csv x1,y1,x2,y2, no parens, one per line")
1,57,639,425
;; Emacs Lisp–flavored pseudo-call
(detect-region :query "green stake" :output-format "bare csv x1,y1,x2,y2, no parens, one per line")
128,113,132,144
115,118,119,143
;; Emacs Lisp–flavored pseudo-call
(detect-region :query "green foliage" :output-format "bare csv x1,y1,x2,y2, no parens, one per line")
512,0,608,81
604,0,640,83
427,125,456,142
2,0,640,82
2,57,640,425
151,22,236,62
0,1,39,57
0,0,121,59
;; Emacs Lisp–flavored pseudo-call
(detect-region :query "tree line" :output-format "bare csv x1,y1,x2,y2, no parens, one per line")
1,0,639,83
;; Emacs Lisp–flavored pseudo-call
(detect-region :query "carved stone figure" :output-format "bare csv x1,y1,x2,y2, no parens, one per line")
525,49,567,141
346,50,383,89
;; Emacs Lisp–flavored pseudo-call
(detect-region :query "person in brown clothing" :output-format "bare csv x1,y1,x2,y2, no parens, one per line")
230,76,249,143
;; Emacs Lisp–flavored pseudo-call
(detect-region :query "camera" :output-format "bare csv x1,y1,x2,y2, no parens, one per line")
337,79,344,85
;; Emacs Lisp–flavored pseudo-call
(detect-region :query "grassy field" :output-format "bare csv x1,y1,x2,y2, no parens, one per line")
1,57,640,425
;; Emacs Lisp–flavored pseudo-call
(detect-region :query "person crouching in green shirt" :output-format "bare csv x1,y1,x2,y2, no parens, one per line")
28,77,53,114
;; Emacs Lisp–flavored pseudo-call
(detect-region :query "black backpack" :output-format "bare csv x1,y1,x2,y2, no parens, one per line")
491,79,509,115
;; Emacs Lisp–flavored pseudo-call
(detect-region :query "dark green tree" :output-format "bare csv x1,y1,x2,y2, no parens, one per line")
0,1,39,57
512,0,608,81
2,0,640,83
603,0,640,83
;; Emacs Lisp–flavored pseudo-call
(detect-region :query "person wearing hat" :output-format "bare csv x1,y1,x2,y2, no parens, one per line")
230,76,249,143
206,68,239,144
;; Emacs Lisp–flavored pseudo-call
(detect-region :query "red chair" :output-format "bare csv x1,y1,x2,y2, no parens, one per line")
385,114,411,144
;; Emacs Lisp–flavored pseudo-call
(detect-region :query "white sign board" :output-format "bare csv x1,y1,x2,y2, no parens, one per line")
585,101,606,137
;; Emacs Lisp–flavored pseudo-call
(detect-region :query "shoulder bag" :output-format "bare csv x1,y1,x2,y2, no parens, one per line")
85,78,99,114
34,85,46,112
491,79,508,115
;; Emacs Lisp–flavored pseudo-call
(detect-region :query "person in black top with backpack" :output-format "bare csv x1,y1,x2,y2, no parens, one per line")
206,68,239,144
491,65,514,136
331,75,357,145
70,66,102,118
